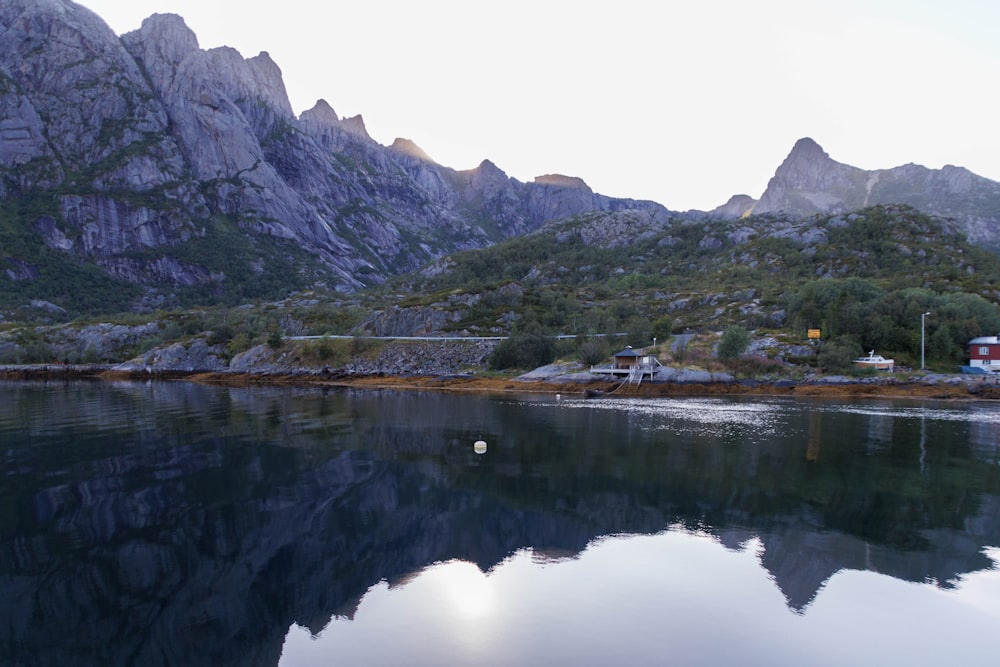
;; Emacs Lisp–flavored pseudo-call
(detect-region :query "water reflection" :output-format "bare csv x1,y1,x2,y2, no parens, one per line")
0,382,998,666
281,533,1000,667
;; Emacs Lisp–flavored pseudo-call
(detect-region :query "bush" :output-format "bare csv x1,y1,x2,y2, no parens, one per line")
626,317,652,348
488,332,556,370
267,330,283,349
207,324,234,346
717,326,750,361
817,337,862,372
301,337,350,366
651,315,673,341
726,355,785,377
226,333,253,358
578,339,609,365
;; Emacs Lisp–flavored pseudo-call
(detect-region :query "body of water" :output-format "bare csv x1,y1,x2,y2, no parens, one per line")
1,381,998,666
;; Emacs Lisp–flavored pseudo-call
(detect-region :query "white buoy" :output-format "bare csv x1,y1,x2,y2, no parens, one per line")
474,439,487,454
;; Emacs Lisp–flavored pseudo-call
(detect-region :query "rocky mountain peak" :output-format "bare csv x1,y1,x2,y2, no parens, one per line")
783,136,828,162
245,51,294,117
299,99,340,127
771,137,843,188
468,159,507,179
751,138,865,216
340,114,371,140
128,13,201,64
389,138,435,163
746,137,1000,247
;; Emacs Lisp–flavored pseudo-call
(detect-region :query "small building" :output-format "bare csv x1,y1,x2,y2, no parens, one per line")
968,335,1000,372
613,347,641,369
591,346,663,384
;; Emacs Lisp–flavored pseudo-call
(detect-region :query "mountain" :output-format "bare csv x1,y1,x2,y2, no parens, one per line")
727,137,1000,247
4,1,1000,320
0,0,664,312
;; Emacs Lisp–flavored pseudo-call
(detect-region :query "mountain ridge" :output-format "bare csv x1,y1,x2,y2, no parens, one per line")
0,0,666,311
2,0,1000,317
726,137,1000,246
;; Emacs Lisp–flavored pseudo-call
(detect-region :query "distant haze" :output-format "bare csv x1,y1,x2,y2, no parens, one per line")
77,0,1000,211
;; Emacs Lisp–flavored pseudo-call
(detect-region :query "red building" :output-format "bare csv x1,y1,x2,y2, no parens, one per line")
968,335,1000,372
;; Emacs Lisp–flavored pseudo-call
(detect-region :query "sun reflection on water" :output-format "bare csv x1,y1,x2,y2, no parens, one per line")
426,559,496,620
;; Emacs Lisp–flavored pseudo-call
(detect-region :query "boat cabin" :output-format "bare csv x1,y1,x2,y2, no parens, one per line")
853,350,894,372
968,335,1000,373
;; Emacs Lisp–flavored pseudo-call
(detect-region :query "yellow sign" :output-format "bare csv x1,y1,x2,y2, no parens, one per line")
807,329,821,339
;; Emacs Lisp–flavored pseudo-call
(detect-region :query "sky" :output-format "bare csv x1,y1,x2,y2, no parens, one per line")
75,0,1000,212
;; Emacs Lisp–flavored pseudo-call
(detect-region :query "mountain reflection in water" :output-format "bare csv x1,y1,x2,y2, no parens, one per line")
0,381,998,666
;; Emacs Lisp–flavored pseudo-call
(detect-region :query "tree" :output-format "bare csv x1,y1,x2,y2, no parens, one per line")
928,323,955,363
817,336,862,373
577,339,609,365
717,326,750,361
488,331,556,370
651,315,673,342
626,317,652,348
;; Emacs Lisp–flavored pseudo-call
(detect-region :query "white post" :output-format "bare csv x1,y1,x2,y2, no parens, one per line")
921,312,930,370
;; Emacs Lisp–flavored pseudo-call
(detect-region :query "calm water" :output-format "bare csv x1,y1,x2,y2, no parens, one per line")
1,381,999,667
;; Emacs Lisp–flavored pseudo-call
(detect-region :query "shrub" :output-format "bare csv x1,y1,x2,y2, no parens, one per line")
651,315,674,341
578,339,609,365
726,355,785,377
717,326,750,360
488,332,556,370
267,330,283,349
817,337,862,373
226,333,253,358
207,324,234,346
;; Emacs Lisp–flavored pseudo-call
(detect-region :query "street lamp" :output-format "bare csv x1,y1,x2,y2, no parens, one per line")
921,312,931,370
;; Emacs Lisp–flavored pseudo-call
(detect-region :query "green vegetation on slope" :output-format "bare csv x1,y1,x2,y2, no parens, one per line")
377,205,1000,368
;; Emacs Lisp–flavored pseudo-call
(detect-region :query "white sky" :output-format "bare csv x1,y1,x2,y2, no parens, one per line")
76,0,1000,211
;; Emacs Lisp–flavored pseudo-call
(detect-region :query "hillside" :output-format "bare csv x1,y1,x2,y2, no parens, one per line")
2,204,999,374
370,204,1000,367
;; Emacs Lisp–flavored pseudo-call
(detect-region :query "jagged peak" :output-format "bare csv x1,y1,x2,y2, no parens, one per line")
456,159,509,184
299,99,340,126
389,138,435,163
533,174,590,190
789,136,826,155
777,137,835,172
131,13,201,59
340,114,371,141
475,159,505,175
245,51,293,117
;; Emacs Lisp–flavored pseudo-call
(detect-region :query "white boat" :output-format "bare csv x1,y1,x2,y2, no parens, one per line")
854,350,894,371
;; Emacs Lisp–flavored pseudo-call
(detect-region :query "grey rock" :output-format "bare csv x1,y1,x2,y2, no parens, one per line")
0,1,670,305
116,338,227,372
752,138,1000,247
29,300,66,314
654,367,734,383
364,306,464,337
517,362,587,381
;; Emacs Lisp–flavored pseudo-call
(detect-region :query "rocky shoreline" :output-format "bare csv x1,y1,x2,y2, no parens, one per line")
3,362,1000,402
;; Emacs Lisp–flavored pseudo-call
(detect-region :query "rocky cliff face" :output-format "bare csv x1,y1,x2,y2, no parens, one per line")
733,137,1000,246
0,0,666,310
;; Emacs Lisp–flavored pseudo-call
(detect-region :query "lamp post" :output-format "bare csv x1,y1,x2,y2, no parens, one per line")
921,312,931,370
